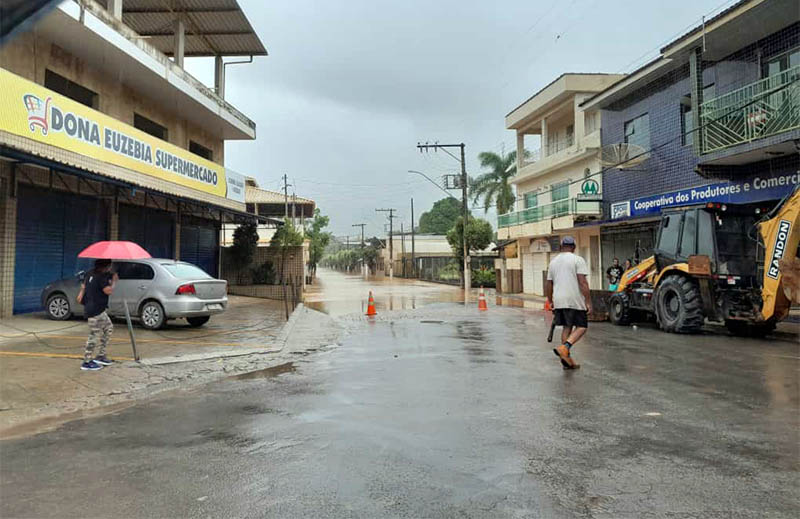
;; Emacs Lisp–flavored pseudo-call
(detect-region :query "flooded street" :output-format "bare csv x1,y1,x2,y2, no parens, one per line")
2,273,798,518
304,268,467,315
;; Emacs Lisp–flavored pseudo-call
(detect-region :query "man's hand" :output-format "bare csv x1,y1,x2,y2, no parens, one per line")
586,302,593,315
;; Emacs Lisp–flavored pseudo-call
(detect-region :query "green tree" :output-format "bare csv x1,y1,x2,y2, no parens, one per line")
446,216,493,266
470,150,522,214
271,219,305,319
306,209,331,276
418,197,462,234
270,219,305,248
229,221,259,284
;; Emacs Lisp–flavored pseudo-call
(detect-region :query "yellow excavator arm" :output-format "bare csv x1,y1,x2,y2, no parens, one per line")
758,185,800,321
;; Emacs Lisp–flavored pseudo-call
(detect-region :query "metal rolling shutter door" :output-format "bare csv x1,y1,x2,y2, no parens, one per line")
532,252,548,296
13,185,107,313
146,209,175,259
522,253,535,294
180,220,219,277
196,225,219,277
63,195,108,278
119,205,174,259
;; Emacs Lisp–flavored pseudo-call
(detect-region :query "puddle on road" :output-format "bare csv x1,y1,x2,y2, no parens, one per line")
231,362,296,381
494,296,545,310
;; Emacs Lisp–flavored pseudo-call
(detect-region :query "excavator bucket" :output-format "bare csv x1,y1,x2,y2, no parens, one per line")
779,256,800,304
759,186,800,321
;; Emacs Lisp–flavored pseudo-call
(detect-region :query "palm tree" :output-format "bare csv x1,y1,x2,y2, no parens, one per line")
470,150,521,215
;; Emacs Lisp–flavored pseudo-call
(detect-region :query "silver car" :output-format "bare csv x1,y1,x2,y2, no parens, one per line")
41,259,227,329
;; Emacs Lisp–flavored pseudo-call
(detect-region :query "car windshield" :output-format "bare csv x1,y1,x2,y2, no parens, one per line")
161,263,211,279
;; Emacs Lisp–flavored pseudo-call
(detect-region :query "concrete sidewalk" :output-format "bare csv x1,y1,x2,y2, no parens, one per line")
0,297,338,439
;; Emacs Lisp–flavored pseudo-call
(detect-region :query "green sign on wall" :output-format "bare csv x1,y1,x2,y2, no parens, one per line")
577,179,601,201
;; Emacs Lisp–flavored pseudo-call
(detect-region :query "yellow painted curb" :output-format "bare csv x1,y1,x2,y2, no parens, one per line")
0,351,135,361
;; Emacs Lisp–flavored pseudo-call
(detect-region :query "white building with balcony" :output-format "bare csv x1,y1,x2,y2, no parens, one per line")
0,0,273,316
497,73,624,295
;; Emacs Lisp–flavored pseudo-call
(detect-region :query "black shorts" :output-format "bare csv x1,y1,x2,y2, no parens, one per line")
553,308,588,328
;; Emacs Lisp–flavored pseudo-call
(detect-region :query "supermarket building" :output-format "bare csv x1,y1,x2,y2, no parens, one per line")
0,0,269,316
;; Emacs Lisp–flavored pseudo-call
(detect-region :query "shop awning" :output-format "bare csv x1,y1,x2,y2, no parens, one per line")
1,147,282,227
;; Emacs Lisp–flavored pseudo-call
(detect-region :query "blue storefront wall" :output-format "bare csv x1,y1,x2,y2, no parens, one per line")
601,23,799,206
14,184,108,313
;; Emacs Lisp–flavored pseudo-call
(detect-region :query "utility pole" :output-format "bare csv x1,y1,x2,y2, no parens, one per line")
459,143,470,293
401,223,406,277
282,174,291,219
376,208,397,278
353,223,367,277
352,223,366,246
410,197,415,278
291,192,297,227
416,142,470,296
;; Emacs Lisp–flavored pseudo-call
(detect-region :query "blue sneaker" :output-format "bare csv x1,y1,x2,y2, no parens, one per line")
94,356,114,366
80,360,103,371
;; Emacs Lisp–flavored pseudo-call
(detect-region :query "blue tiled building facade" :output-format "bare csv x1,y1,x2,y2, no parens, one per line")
587,14,799,270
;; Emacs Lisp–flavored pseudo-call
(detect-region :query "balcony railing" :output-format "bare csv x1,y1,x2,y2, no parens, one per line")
498,198,575,228
700,65,800,154
545,134,575,156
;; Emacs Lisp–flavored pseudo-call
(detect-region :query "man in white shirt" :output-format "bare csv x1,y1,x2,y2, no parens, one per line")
545,236,592,369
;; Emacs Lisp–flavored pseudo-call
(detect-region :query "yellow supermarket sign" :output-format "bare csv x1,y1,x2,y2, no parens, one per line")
0,68,232,200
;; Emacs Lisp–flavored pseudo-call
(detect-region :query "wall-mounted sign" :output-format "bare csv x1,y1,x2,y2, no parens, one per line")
577,178,602,201
611,174,799,219
581,179,599,195
611,200,631,219
504,241,518,259
531,239,551,253
1,69,242,202
224,169,246,203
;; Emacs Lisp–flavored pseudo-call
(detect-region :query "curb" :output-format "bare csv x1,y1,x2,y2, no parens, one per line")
133,303,305,366
276,303,304,345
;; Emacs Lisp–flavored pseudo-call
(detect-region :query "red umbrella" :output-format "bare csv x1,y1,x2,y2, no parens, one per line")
78,241,151,260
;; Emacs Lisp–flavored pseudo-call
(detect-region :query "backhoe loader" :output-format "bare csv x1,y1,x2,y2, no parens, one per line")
608,184,800,336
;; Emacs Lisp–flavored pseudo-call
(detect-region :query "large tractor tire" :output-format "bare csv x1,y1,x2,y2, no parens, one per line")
655,275,704,333
608,292,632,326
725,319,777,338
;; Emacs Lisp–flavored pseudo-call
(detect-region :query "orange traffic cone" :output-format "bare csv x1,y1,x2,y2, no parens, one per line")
478,286,488,311
366,291,377,316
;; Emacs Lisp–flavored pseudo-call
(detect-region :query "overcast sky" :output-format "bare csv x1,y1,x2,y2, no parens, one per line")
186,0,731,238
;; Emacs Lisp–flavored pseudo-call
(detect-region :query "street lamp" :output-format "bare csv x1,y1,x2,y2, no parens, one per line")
408,169,470,302
407,170,459,201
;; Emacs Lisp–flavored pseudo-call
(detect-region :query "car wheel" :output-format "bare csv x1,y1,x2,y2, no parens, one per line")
655,275,704,333
187,316,210,327
46,293,72,320
140,301,165,330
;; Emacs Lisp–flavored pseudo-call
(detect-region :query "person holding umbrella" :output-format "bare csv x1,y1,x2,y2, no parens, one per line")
77,240,151,365
76,258,118,371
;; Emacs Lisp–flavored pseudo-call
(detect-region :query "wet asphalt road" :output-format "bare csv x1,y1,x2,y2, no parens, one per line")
1,275,799,518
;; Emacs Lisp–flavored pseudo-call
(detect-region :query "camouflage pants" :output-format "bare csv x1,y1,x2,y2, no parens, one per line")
84,311,113,362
